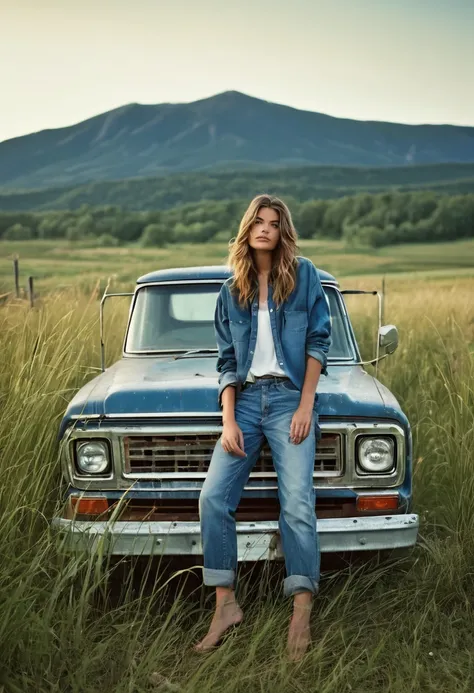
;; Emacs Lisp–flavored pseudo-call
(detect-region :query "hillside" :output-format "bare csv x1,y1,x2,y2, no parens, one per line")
1,91,474,191
1,163,474,212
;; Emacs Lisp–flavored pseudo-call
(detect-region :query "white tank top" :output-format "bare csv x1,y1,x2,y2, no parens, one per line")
246,300,286,382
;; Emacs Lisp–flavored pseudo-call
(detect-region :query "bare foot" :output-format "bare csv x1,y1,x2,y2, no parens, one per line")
287,610,312,662
193,597,244,653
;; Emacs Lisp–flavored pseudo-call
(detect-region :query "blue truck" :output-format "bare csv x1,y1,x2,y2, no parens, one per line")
53,264,419,559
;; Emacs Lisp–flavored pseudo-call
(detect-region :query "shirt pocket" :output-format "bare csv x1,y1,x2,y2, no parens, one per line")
229,317,251,342
283,309,308,333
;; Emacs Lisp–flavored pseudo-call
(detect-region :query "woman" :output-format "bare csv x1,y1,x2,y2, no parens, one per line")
194,194,332,661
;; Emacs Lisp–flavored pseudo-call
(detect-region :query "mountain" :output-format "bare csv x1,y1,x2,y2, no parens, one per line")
1,91,474,191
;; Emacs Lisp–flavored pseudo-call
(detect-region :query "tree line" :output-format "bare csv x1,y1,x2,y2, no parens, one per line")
1,190,473,248
0,163,473,213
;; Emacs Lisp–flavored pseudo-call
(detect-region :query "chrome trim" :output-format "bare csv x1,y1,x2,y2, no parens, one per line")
120,353,361,365
135,279,339,287
61,433,114,484
357,490,403,498
52,514,419,556
124,349,218,355
136,280,230,286
100,284,134,371
330,288,359,362
338,290,362,362
61,421,406,491
69,412,221,420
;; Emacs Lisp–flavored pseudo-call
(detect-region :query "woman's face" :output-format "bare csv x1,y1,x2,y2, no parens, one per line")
248,206,281,251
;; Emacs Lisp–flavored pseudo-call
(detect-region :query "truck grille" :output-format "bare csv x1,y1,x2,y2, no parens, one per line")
123,432,343,477
111,497,357,522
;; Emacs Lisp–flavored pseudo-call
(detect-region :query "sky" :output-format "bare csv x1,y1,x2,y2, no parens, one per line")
0,0,473,143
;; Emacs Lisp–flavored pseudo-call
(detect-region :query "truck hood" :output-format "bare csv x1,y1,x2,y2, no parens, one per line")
62,356,406,429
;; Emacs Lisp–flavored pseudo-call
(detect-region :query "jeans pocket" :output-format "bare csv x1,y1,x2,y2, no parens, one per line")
280,379,301,393
313,409,322,441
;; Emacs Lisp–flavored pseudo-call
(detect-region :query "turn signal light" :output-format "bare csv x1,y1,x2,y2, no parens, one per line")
71,497,109,516
356,495,399,512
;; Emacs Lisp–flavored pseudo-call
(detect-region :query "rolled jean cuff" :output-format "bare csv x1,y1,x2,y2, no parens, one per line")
284,575,319,598
203,567,235,587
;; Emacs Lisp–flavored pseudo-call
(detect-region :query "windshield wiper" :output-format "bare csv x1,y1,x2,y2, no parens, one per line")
174,349,218,360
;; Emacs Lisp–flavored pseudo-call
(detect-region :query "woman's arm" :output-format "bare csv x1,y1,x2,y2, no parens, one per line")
290,356,322,445
305,264,332,376
214,284,246,457
220,385,245,456
300,355,322,410
290,263,332,444
214,284,239,407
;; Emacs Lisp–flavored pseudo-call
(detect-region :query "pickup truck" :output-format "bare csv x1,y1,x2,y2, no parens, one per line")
53,264,419,559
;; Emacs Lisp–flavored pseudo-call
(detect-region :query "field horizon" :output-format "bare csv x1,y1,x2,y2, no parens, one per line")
1,237,474,298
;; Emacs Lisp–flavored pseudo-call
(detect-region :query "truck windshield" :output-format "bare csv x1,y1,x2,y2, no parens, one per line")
125,282,354,359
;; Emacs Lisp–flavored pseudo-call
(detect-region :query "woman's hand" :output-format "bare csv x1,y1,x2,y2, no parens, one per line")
290,404,313,445
220,385,245,457
221,420,246,457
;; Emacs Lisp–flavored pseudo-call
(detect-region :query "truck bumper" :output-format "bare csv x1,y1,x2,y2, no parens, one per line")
52,514,419,558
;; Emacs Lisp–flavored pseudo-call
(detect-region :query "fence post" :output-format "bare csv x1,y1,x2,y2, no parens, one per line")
13,256,20,298
28,276,34,308
381,275,386,325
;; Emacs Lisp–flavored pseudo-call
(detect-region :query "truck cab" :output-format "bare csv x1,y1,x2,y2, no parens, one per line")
54,265,419,558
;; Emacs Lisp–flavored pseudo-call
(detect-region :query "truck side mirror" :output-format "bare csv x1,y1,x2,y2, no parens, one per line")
378,325,398,356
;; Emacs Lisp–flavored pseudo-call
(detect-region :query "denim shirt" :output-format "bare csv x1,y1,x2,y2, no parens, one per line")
214,256,332,406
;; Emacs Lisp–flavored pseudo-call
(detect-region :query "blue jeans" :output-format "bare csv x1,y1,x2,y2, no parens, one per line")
199,377,320,598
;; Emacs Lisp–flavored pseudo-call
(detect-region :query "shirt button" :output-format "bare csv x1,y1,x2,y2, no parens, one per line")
270,308,273,313
279,362,283,366
250,350,254,354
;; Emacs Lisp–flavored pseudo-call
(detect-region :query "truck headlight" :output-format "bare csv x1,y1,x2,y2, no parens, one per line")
357,436,395,473
75,441,110,474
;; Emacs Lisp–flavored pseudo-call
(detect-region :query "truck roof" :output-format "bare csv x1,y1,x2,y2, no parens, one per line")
137,263,338,285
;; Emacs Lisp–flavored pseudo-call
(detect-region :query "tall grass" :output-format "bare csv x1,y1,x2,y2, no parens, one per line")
0,277,473,692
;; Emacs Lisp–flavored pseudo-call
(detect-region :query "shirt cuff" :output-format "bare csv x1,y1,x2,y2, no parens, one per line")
218,371,238,408
306,348,328,376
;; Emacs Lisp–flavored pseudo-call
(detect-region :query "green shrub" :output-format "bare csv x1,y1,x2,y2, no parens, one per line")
4,223,33,240
141,223,170,247
96,233,119,247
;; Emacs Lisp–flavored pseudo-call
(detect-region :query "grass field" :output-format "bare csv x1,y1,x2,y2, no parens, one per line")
1,240,474,692
1,238,474,296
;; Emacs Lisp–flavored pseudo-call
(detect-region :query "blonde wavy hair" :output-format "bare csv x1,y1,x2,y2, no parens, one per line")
227,194,298,307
